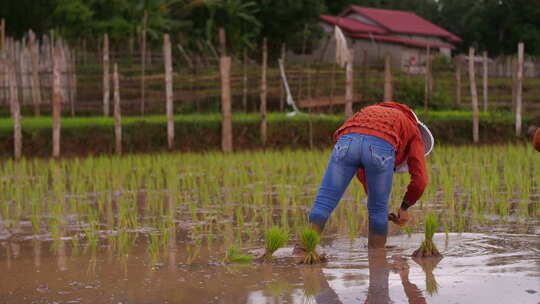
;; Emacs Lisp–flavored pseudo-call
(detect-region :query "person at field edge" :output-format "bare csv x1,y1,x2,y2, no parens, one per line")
298,101,434,250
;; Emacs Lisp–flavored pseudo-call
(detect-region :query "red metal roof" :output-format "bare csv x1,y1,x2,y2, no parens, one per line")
320,15,388,35
349,33,456,50
345,6,462,42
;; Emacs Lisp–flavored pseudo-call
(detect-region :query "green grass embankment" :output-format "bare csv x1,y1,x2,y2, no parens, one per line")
0,111,537,157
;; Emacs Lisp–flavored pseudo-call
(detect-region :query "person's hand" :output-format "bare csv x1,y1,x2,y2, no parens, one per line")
388,208,410,226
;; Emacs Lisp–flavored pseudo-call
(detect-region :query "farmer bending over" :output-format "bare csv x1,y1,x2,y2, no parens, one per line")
299,102,434,249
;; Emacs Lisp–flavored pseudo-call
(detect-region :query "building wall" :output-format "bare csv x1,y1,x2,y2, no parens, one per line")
350,39,428,68
396,33,449,45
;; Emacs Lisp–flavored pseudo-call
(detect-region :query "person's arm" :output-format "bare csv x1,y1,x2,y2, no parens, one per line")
356,169,368,194
402,136,428,208
389,137,428,226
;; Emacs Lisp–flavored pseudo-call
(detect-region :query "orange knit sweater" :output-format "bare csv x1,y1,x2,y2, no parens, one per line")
333,102,428,207
534,127,540,152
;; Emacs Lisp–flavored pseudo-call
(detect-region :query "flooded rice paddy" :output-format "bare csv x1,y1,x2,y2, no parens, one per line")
0,145,539,303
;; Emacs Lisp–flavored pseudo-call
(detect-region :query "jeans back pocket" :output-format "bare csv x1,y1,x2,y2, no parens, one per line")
332,137,353,163
369,144,395,171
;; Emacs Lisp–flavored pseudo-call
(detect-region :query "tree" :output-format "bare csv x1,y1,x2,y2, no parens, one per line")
256,0,326,54
204,0,261,54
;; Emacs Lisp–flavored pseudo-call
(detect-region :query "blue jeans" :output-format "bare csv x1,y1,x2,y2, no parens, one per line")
309,133,395,236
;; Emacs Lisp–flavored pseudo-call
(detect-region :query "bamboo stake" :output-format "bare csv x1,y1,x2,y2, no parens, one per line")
219,28,232,152
6,61,22,160
424,46,432,118
103,34,110,116
28,31,42,116
64,48,74,117
52,44,62,158
362,49,368,104
260,38,268,146
516,42,524,137
113,63,121,155
455,55,462,106
345,48,354,117
82,38,87,65
330,61,336,109
383,52,392,102
297,25,309,101
511,58,517,112
242,48,248,112
279,43,286,111
218,28,226,56
482,51,488,112
220,56,232,152
0,19,4,54
125,35,132,64
70,49,77,116
141,10,148,115
307,58,313,104
468,47,479,143
164,34,174,150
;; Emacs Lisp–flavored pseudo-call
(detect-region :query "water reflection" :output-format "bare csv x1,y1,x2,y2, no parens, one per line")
312,248,438,304
412,256,441,297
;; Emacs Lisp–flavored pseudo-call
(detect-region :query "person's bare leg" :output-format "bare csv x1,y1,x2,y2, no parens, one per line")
368,231,387,249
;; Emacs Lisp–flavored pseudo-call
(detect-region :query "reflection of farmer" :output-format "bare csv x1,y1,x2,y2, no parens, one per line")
300,102,434,249
313,249,428,304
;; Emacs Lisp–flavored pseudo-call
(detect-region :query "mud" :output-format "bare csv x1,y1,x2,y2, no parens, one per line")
1,232,539,303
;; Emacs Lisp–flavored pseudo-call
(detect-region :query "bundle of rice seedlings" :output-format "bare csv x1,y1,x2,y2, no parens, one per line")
412,213,442,258
224,245,254,263
299,227,327,264
258,226,289,262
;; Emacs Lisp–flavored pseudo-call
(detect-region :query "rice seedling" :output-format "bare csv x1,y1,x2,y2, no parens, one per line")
412,212,442,258
299,227,327,264
257,226,289,262
0,144,537,277
223,245,254,263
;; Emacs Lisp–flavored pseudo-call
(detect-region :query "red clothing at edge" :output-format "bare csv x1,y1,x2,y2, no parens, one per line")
333,102,428,207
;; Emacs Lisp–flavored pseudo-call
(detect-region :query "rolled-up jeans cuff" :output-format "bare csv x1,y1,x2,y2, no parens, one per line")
308,213,327,230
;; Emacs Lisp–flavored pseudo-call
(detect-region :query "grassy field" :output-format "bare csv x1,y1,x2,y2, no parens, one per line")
1,145,538,263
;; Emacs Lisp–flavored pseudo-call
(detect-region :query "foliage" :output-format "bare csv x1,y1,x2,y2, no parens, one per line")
299,227,326,264
1,0,540,55
256,0,326,54
264,226,289,254
258,226,288,262
431,55,453,71
204,0,261,54
424,212,438,240
412,212,442,258
300,227,319,252
224,245,254,263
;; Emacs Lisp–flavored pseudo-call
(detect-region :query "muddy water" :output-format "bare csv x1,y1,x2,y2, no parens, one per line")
1,231,539,304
